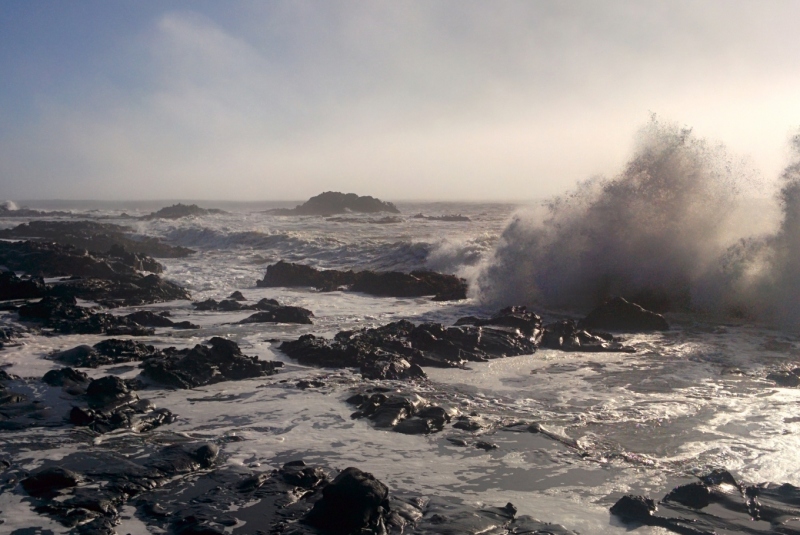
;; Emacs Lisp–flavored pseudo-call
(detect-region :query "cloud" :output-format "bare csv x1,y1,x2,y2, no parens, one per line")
2,1,800,200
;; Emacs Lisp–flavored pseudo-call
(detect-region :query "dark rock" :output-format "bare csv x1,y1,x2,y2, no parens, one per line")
296,379,325,389
237,306,314,325
280,311,540,379
18,296,155,335
579,296,669,332
141,337,283,389
0,220,193,258
86,376,134,408
270,191,400,216
42,367,90,387
124,310,198,329
664,482,711,509
228,291,246,301
475,441,498,451
257,260,468,301
141,203,227,220
280,461,327,489
540,319,635,352
0,271,46,300
326,215,403,224
348,391,450,434
303,466,389,534
48,273,191,307
21,467,82,497
768,370,800,387
55,339,160,368
610,495,657,522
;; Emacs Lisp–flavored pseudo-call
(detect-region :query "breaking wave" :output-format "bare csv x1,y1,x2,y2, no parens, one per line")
475,117,791,318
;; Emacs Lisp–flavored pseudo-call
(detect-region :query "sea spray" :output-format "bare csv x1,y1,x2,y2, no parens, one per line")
475,118,750,312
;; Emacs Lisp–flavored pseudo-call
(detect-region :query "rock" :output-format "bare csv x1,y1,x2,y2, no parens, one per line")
54,339,160,368
124,310,198,329
0,220,193,259
270,191,400,216
303,466,389,534
42,367,90,387
18,296,155,335
21,467,82,496
0,271,46,300
579,296,669,332
280,461,327,489
347,391,450,434
767,369,800,387
237,306,314,325
228,291,246,301
141,337,283,389
475,441,498,451
141,203,227,220
48,273,191,307
257,260,468,301
86,376,135,408
540,319,635,352
610,495,657,522
664,482,711,509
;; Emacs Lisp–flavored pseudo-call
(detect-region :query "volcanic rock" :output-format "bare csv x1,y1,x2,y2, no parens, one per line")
540,319,634,352
141,337,283,389
302,466,390,533
258,260,467,301
141,203,227,220
0,271,46,300
0,220,193,258
271,191,400,216
579,296,669,332
18,296,155,335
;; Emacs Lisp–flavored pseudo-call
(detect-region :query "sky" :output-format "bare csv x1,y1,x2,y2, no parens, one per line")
2,1,800,201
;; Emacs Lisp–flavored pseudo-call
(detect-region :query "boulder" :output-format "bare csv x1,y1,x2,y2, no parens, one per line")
237,305,314,325
303,467,390,533
0,271,46,300
21,467,82,497
141,203,227,220
579,296,669,332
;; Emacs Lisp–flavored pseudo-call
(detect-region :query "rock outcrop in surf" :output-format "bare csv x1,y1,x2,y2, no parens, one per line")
257,260,467,301
141,203,227,219
269,191,400,216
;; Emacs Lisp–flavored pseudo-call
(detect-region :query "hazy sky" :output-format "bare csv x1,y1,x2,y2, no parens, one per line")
2,1,800,201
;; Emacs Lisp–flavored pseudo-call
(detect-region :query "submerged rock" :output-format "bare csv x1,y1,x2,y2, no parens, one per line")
540,319,634,352
269,191,400,216
257,260,468,301
141,337,283,389
579,296,669,332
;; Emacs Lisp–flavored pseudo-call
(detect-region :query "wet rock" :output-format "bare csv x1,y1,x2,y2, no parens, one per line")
610,495,657,522
348,391,451,434
238,305,314,325
141,203,227,220
228,291,246,301
48,273,190,307
258,260,468,301
475,441,498,451
664,482,711,509
269,191,400,216
302,466,390,534
767,369,800,387
540,319,635,352
0,220,193,258
42,367,90,388
55,338,161,368
579,296,669,332
0,270,46,300
18,296,155,335
86,375,136,408
141,337,283,389
281,311,541,379
124,310,198,329
21,467,82,497
296,379,325,389
280,461,327,489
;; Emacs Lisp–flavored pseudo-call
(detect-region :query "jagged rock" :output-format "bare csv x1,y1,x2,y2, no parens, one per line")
270,191,400,216
0,220,193,258
302,466,390,534
579,296,669,332
347,391,451,434
540,319,634,352
124,310,198,329
281,309,542,378
0,271,46,300
54,339,160,368
48,273,191,307
257,260,467,301
141,203,227,220
141,337,283,389
610,495,657,522
237,306,314,325
280,460,327,489
42,367,90,387
18,296,154,335
21,467,82,497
